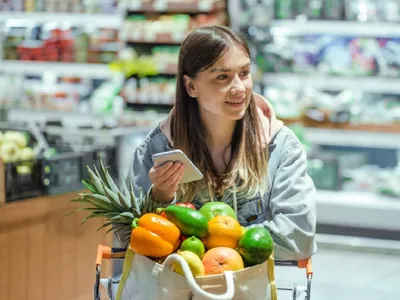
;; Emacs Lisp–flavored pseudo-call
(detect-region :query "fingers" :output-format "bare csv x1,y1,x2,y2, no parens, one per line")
150,162,185,192
154,161,174,177
164,164,185,188
158,162,182,181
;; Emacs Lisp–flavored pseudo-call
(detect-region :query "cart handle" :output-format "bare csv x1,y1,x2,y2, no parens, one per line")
275,258,313,278
95,245,126,266
94,245,313,277
299,258,313,278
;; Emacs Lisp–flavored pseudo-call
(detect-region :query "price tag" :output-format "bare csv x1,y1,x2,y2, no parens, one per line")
153,0,168,12
198,0,212,12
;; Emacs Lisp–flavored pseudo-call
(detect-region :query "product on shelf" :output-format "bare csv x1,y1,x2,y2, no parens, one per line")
263,84,400,130
2,20,119,64
122,76,176,105
121,0,226,13
238,0,400,22
0,72,113,112
121,12,227,43
253,34,400,78
1,0,118,13
239,0,274,27
322,0,344,20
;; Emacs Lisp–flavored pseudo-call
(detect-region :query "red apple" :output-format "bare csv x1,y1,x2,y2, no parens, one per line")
202,247,244,275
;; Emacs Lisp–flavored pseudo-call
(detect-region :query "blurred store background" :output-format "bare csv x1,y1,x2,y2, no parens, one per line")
0,0,399,299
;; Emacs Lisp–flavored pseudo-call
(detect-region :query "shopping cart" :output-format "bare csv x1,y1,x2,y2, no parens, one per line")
94,245,313,300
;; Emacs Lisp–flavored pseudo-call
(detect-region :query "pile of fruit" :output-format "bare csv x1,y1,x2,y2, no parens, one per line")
0,131,36,174
130,202,274,277
70,159,274,278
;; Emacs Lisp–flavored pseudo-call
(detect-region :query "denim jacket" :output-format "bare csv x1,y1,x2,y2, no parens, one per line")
126,93,317,260
126,123,317,260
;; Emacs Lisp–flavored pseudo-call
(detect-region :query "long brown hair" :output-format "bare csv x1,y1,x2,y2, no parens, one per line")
171,26,268,202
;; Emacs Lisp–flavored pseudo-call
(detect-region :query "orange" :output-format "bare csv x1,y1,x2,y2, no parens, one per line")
202,216,243,250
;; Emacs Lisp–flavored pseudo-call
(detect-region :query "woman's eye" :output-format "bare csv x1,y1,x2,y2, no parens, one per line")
217,74,228,80
240,70,250,77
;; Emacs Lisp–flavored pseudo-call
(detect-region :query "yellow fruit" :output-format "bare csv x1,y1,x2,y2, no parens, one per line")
173,250,205,277
202,216,242,250
241,226,247,235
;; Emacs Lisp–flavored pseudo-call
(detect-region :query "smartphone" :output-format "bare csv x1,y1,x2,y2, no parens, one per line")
152,149,203,184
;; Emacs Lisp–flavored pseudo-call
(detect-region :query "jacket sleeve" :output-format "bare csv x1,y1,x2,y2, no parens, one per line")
252,134,317,260
126,143,154,198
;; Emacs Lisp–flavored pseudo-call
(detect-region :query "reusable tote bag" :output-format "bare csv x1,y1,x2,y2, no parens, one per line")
116,247,277,300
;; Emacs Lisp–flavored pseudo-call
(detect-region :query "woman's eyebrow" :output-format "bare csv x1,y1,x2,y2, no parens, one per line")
209,63,251,73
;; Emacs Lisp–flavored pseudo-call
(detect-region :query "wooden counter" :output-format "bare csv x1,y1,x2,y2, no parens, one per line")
0,191,113,300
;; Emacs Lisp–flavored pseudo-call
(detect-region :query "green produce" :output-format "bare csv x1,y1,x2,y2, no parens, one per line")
180,236,205,259
237,227,274,266
0,142,20,163
3,131,28,148
159,206,209,238
19,147,35,161
67,159,161,247
199,202,237,221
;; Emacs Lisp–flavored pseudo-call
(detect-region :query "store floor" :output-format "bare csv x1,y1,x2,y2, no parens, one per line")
275,246,400,300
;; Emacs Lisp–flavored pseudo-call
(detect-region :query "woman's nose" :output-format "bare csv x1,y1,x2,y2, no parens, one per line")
230,75,246,94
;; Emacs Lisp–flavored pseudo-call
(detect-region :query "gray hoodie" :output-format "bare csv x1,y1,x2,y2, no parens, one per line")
126,93,317,260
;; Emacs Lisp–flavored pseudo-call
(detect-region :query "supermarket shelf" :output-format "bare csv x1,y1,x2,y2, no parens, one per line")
0,12,122,28
7,108,119,127
125,37,183,45
263,73,400,94
316,190,400,231
45,125,155,138
1,61,113,78
270,20,400,37
7,108,167,128
123,0,225,13
304,127,400,149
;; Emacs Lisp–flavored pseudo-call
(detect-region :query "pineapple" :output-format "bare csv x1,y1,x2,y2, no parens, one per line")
67,159,164,248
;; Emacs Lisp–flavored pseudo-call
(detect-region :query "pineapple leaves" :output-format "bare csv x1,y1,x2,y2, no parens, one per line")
86,166,105,194
100,159,119,195
130,190,140,214
103,185,126,212
68,158,149,238
96,221,115,232
69,196,92,205
118,192,131,211
63,207,102,218
81,179,96,193
121,175,130,196
110,212,134,224
88,194,118,212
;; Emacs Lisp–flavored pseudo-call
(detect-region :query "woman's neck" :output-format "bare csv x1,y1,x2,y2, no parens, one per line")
200,112,236,151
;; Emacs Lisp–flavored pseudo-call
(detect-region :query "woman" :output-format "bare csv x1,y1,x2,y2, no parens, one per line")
127,26,317,260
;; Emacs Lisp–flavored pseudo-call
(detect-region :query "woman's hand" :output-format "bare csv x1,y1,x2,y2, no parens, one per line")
149,161,185,203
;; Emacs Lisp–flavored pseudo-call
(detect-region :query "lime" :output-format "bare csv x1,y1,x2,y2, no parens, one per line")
180,236,205,259
238,227,274,266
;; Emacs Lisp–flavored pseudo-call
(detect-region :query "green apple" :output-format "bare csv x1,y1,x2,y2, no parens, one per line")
199,202,237,221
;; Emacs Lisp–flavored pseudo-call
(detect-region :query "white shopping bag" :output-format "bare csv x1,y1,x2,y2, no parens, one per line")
116,248,277,300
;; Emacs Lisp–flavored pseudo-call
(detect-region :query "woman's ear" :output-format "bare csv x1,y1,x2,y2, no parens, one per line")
183,75,197,98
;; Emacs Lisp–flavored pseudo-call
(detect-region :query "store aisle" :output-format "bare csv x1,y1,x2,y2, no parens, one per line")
275,246,400,300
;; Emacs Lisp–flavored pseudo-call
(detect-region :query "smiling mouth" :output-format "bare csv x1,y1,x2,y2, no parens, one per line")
226,99,244,104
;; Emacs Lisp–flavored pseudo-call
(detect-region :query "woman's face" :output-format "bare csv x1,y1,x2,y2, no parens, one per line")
185,45,253,121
